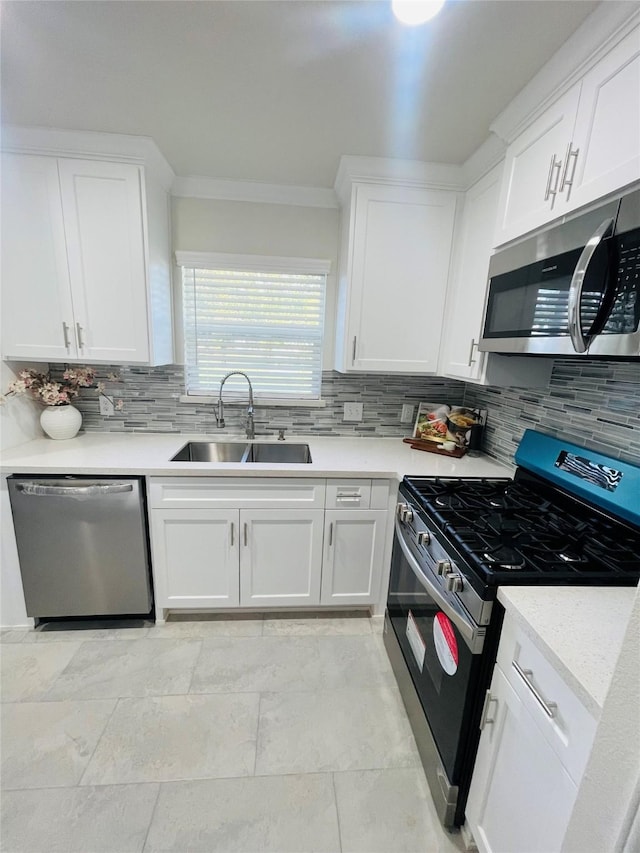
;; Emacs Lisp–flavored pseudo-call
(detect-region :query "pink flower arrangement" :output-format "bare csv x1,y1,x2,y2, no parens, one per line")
2,367,96,407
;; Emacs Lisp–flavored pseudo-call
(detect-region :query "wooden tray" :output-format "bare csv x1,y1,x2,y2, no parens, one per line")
402,437,467,458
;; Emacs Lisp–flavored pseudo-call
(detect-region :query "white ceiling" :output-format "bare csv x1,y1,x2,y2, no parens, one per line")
1,0,602,188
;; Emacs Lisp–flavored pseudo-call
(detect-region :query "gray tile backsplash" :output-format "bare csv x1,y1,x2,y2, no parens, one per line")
56,359,639,468
62,365,465,438
463,359,640,467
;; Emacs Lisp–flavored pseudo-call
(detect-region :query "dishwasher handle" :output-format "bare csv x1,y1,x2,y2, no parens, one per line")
15,482,134,498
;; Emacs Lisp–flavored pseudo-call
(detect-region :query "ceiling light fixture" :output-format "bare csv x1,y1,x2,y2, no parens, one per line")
391,0,445,26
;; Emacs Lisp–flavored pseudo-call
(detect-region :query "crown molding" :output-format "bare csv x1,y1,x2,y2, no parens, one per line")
1,125,176,191
334,154,465,203
490,4,640,145
171,175,338,209
461,133,505,189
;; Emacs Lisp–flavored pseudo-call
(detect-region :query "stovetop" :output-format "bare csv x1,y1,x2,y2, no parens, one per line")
402,474,640,588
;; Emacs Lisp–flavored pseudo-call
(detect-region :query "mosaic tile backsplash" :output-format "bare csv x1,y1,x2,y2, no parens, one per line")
464,359,640,467
61,365,465,438
56,359,639,468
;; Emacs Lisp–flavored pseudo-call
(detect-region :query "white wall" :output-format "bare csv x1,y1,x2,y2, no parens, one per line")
171,197,340,367
562,583,640,853
1,362,42,627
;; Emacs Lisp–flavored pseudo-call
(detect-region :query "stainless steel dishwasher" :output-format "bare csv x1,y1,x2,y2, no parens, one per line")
8,475,153,620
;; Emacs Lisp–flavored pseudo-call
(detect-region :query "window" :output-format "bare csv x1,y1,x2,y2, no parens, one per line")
176,252,329,401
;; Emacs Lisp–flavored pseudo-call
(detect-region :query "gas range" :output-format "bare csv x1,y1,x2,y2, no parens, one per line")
385,429,640,828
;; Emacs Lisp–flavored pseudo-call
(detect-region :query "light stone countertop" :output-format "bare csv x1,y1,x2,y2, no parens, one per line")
0,432,514,480
497,586,637,717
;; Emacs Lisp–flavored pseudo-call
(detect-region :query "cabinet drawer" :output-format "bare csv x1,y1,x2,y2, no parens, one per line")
149,477,326,509
325,479,389,510
497,614,597,785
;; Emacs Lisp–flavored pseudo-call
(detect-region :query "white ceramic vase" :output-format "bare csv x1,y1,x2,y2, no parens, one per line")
40,404,82,440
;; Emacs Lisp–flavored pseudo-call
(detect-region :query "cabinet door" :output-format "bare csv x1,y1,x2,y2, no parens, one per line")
568,26,640,212
494,85,581,246
466,665,577,853
239,509,324,607
440,165,501,382
1,154,77,361
58,159,150,363
346,184,457,373
150,509,240,609
321,510,386,606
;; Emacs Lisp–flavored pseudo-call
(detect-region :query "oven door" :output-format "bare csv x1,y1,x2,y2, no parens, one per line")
386,516,488,786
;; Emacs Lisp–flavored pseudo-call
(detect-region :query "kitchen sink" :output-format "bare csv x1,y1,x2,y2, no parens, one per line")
244,443,312,464
170,441,312,463
170,441,249,462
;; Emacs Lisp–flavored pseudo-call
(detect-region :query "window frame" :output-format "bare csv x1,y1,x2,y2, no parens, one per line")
175,251,331,406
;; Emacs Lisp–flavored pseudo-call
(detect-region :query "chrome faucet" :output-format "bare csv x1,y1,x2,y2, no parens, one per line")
216,371,255,439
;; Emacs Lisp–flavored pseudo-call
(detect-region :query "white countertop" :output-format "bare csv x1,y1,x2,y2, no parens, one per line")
0,432,513,480
498,586,637,716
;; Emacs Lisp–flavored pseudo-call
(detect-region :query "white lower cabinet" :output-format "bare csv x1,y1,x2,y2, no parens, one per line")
152,509,239,609
148,476,389,615
466,614,597,853
239,509,324,607
321,510,386,606
466,665,577,853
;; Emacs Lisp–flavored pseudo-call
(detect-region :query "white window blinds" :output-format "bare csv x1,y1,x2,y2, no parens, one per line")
178,254,328,400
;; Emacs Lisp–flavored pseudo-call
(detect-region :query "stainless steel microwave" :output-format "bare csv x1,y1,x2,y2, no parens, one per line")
479,188,640,357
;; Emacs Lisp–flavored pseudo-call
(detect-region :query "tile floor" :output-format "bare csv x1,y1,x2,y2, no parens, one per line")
0,614,465,853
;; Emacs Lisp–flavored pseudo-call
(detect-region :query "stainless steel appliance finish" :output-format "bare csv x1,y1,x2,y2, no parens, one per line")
8,476,152,619
385,438,640,830
479,187,640,357
170,441,312,464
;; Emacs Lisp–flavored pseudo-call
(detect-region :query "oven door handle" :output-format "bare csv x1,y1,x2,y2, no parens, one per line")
394,518,485,654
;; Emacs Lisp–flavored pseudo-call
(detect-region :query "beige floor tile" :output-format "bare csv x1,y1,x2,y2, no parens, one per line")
191,634,392,694
144,774,340,852
43,638,201,700
0,642,82,702
1,699,116,789
334,767,464,852
262,615,372,636
0,784,159,853
255,685,421,776
148,614,263,638
81,692,259,784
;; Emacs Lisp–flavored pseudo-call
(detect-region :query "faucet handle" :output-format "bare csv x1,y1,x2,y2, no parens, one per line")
278,428,287,441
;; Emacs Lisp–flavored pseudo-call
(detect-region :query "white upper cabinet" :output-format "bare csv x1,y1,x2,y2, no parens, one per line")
495,86,581,246
494,19,640,247
440,165,502,383
1,154,76,361
568,26,640,211
335,175,458,374
1,144,173,365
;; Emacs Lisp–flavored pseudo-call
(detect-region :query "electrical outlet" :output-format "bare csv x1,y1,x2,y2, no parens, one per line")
401,403,414,423
99,394,115,416
343,402,363,422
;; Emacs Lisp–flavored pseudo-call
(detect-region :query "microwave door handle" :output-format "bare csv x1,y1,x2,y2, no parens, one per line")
568,218,615,353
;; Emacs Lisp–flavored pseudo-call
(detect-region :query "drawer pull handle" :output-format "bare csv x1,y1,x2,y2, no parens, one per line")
336,493,362,500
329,522,333,547
480,689,498,730
244,522,248,547
230,522,234,547
512,659,558,718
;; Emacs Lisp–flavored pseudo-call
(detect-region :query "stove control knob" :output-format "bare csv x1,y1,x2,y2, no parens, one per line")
397,503,414,524
417,531,431,546
444,571,464,593
436,559,451,576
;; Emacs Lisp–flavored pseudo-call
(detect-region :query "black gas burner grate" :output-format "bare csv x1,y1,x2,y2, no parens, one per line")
403,475,640,585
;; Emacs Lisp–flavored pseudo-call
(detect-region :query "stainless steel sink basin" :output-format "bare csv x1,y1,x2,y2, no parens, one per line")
170,441,249,462
245,443,312,464
170,441,312,463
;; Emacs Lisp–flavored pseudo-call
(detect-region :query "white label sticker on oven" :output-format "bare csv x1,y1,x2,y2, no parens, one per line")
433,612,459,676
406,610,426,672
